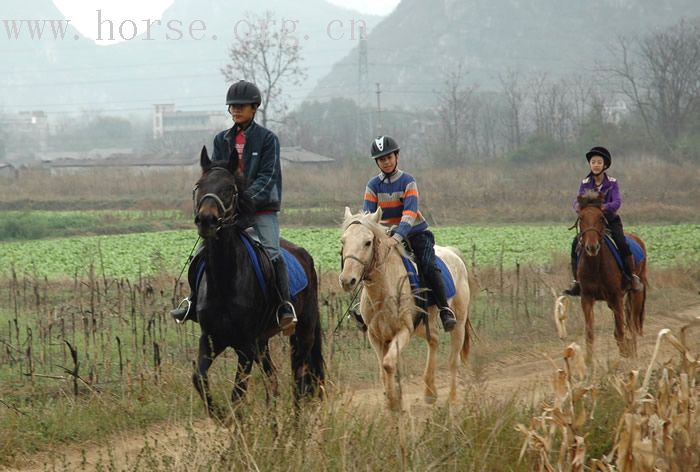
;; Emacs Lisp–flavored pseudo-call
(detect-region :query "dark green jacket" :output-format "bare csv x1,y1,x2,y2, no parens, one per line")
211,121,281,212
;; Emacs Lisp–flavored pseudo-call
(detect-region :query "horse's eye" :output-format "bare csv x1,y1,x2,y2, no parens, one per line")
364,241,371,247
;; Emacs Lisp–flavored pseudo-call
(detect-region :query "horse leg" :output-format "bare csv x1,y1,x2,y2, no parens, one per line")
581,296,595,362
422,311,439,404
627,288,646,336
367,333,392,409
608,296,631,358
193,334,225,418
382,328,412,412
232,349,255,404
256,340,279,403
446,312,467,405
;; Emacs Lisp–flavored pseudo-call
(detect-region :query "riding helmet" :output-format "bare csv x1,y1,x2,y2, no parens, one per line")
226,80,262,106
585,146,612,169
370,136,400,159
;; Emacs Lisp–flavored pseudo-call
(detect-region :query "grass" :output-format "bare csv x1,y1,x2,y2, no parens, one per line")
0,257,698,470
0,156,698,224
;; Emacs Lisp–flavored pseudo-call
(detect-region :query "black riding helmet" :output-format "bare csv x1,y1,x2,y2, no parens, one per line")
370,135,400,159
586,146,612,169
226,80,262,106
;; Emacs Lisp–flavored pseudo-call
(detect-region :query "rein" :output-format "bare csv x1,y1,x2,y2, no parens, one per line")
192,170,240,231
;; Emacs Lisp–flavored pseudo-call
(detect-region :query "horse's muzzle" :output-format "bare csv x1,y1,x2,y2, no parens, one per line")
195,213,219,238
339,273,358,292
584,242,601,256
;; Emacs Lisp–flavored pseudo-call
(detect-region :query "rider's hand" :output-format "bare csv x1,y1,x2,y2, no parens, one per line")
386,237,399,248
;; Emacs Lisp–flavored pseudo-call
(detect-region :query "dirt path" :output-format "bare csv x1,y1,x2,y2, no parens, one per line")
5,302,699,471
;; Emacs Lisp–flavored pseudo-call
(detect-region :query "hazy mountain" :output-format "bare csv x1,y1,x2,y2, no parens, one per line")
1,0,380,117
310,0,700,107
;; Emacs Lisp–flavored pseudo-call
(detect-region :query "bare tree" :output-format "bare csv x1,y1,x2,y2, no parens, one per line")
436,63,479,163
499,69,527,150
530,74,575,143
605,20,700,149
221,11,306,127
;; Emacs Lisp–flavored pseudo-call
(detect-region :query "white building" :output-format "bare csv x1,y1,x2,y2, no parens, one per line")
153,104,229,139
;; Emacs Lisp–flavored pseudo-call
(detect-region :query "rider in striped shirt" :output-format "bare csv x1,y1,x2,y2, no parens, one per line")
363,136,457,332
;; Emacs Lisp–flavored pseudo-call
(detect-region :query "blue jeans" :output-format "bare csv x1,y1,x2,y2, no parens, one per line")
253,212,281,260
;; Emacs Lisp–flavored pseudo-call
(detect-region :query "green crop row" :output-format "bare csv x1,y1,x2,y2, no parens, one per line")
0,224,697,279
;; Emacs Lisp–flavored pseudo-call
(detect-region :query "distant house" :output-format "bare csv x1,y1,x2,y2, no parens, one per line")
153,104,229,140
280,147,334,166
40,151,197,176
0,163,18,179
2,110,50,156
603,100,629,125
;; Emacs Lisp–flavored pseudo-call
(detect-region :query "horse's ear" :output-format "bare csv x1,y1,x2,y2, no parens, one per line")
344,207,352,220
200,146,211,171
372,207,382,223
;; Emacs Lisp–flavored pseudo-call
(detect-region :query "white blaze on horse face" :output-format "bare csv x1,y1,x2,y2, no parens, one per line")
339,224,374,292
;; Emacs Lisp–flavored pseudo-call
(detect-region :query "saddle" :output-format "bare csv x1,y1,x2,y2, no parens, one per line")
400,255,456,307
189,230,307,303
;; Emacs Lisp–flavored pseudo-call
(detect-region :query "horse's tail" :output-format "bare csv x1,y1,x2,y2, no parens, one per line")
446,246,477,363
446,246,481,301
291,251,325,399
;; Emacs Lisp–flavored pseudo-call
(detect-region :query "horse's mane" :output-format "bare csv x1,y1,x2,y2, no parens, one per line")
578,189,603,209
341,210,409,258
204,161,256,228
342,211,390,241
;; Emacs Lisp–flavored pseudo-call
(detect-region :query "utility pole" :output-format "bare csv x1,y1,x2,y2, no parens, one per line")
357,36,372,146
375,82,382,133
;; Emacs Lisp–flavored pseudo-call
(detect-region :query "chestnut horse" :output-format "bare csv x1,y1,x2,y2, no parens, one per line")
339,208,471,411
191,147,324,417
576,191,647,358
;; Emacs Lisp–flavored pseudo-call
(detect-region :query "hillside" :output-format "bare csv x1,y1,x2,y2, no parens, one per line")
310,0,700,107
0,0,380,116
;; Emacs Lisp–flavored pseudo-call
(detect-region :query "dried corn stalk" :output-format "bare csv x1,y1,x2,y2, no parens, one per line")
516,343,594,471
600,322,699,471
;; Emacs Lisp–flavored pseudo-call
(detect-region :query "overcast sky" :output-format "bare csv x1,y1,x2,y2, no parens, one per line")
52,0,399,44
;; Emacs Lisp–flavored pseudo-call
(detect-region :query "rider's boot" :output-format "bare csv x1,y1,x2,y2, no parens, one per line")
562,255,580,296
424,267,457,332
624,255,643,292
273,257,297,335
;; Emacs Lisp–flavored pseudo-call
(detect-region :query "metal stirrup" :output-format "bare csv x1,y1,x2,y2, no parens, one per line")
277,301,297,326
174,298,192,324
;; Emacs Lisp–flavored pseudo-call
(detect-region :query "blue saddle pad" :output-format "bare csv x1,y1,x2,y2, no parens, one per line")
195,235,307,301
400,255,456,307
603,235,645,270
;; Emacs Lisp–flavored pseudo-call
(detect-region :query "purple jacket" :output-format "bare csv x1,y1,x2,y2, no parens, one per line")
573,173,621,218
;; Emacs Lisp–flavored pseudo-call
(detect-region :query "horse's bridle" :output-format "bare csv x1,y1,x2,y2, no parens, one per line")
193,169,239,231
340,221,379,282
575,211,608,247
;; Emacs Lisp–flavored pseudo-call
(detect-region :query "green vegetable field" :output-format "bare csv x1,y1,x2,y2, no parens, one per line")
1,224,697,278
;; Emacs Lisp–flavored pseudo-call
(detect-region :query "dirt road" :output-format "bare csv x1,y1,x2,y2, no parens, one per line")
6,302,699,472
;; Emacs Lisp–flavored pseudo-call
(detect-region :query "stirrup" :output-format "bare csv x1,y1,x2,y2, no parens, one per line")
562,281,581,297
171,298,192,324
439,306,457,332
277,301,298,332
630,275,643,293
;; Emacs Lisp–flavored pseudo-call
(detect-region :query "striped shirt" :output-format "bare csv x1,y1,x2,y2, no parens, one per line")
363,169,428,240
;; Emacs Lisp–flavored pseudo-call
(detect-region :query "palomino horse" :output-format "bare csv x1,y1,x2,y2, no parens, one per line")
339,208,471,411
576,191,648,358
191,147,324,417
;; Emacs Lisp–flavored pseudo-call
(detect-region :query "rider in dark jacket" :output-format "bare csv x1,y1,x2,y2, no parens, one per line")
170,80,297,334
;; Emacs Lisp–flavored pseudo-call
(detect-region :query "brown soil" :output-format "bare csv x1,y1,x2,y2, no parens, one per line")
5,302,699,472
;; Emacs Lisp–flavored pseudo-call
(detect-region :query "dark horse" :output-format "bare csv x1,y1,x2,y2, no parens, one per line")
191,146,324,416
576,191,648,359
